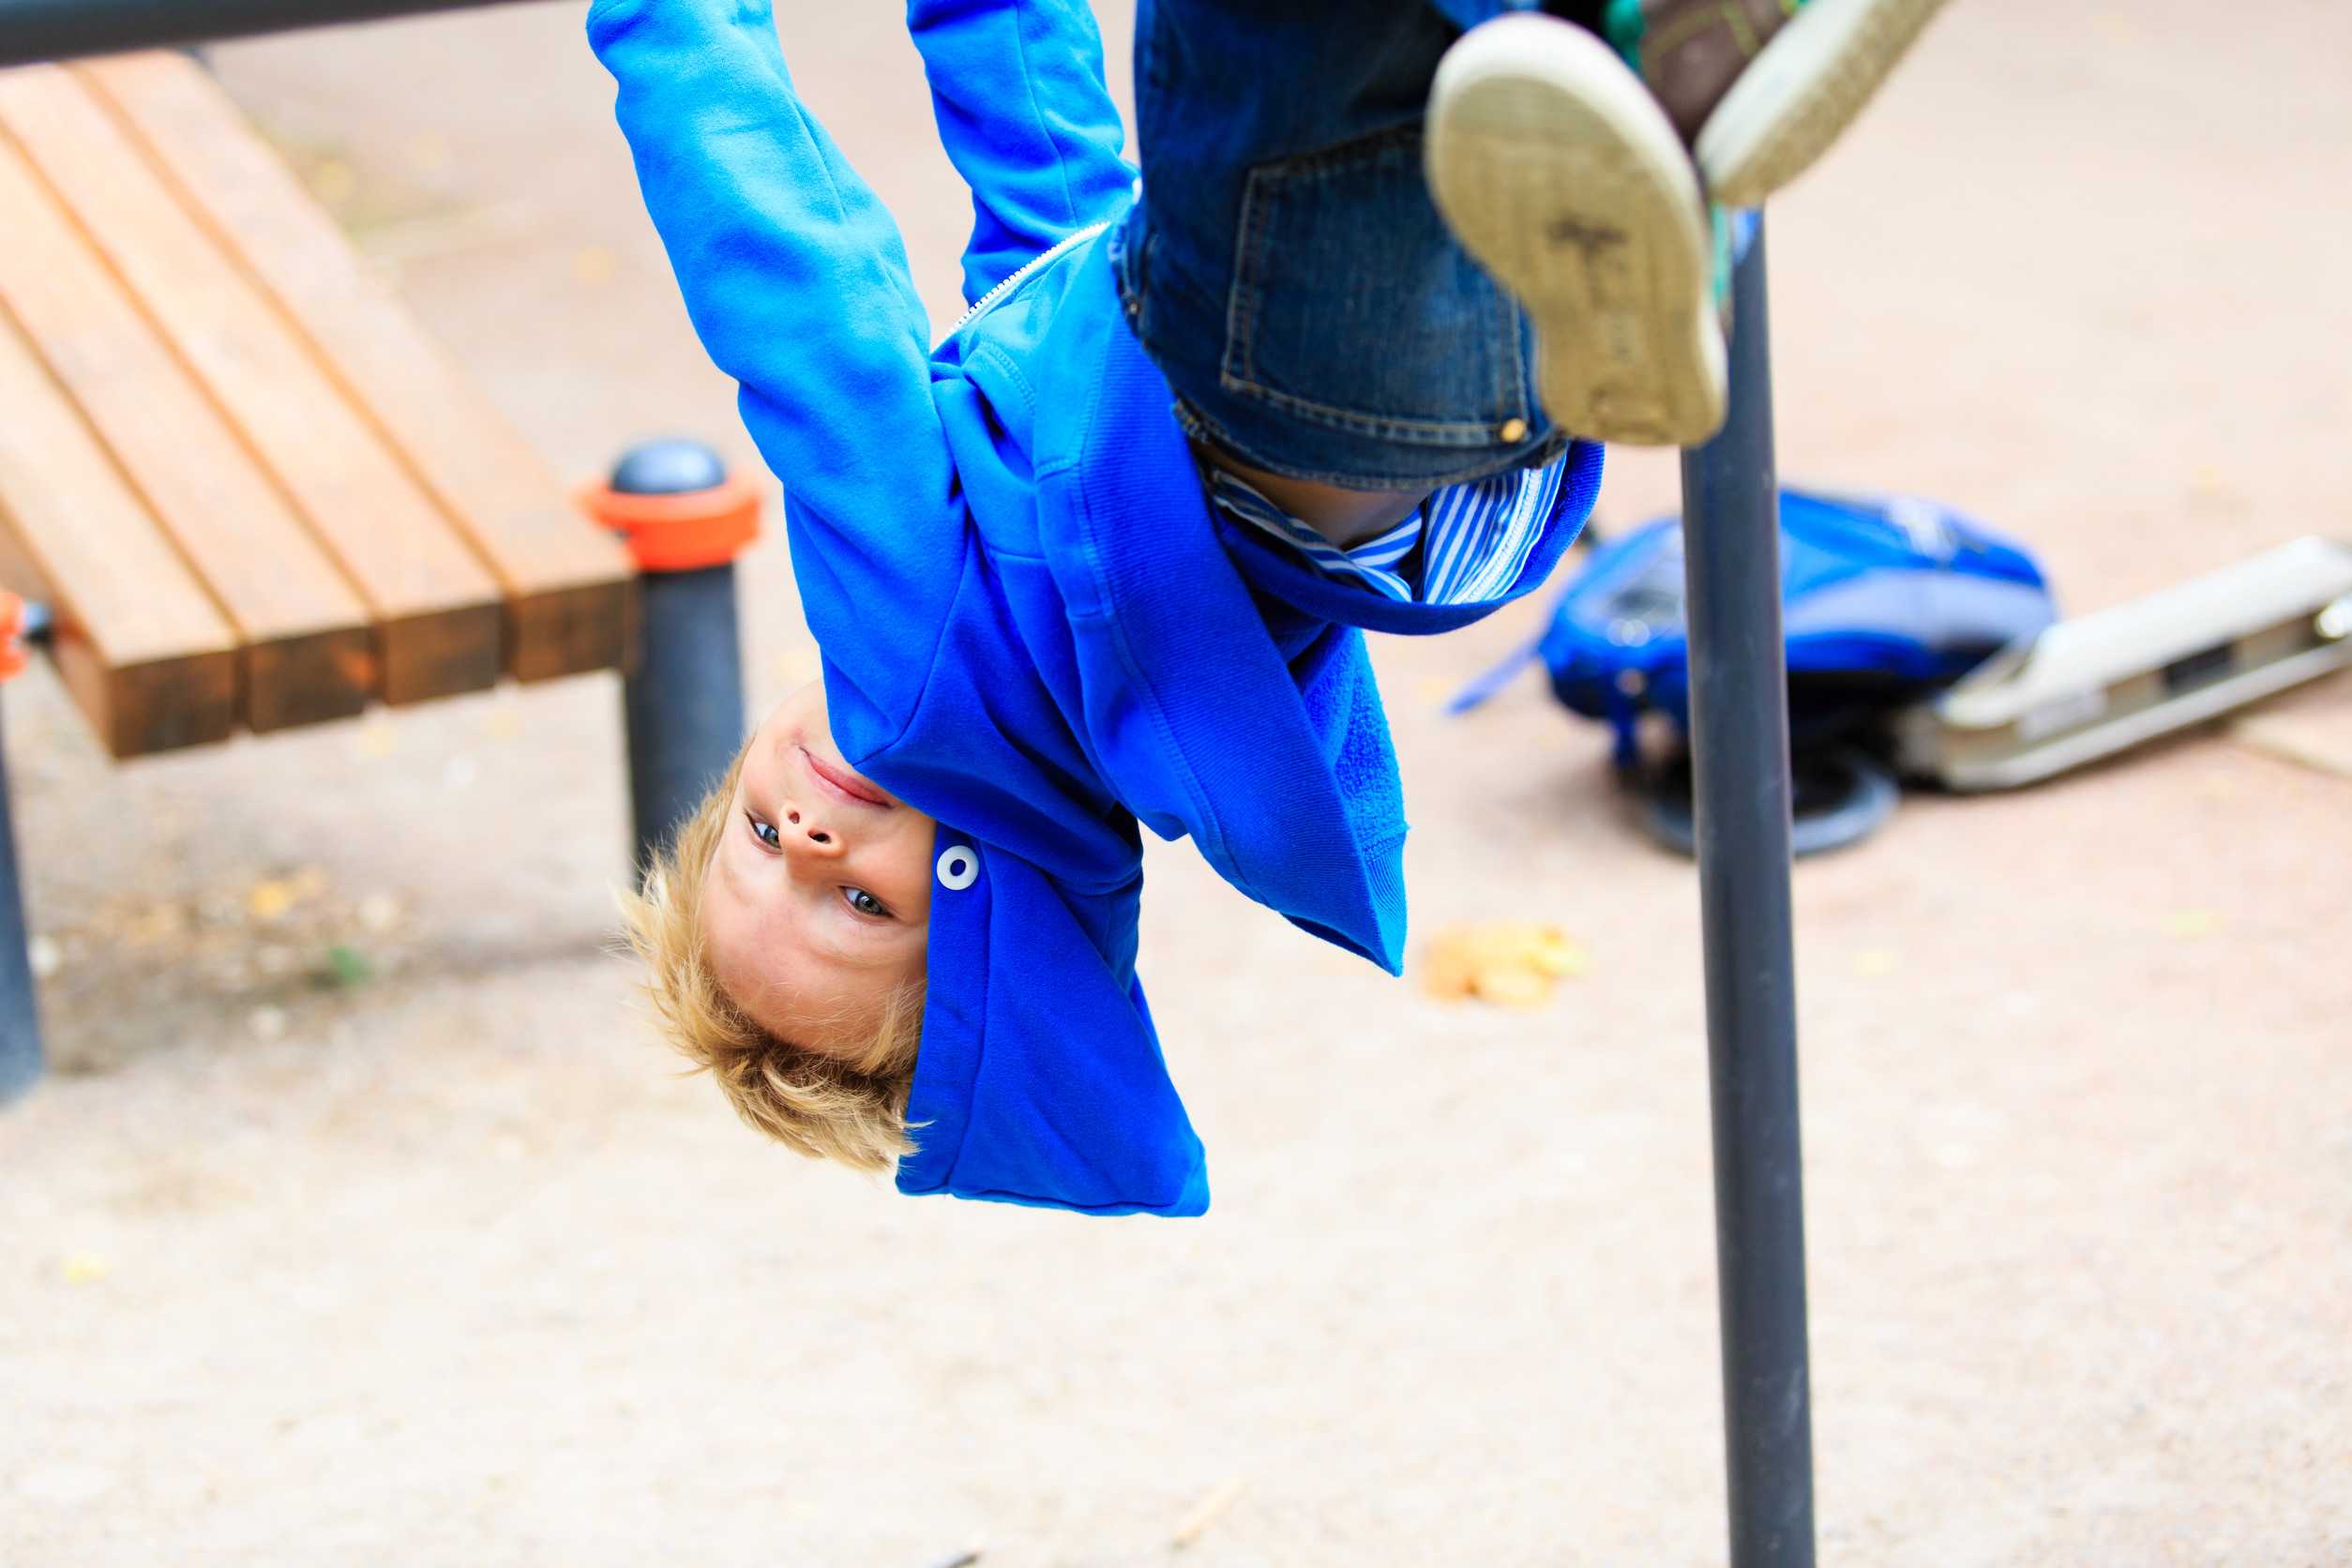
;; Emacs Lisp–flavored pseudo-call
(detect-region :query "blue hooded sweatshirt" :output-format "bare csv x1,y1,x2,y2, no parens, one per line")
590,0,1601,1216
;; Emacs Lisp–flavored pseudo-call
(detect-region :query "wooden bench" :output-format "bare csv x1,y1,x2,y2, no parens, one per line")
0,50,762,1101
0,50,638,758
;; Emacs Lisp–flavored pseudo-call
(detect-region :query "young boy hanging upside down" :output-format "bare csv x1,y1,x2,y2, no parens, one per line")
594,0,1945,1214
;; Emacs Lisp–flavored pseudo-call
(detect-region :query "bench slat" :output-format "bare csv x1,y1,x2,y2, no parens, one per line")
0,306,237,755
0,65,504,707
83,53,639,686
0,130,375,742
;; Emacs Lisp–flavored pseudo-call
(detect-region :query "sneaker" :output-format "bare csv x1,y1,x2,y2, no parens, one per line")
1606,0,1949,206
1425,13,1724,448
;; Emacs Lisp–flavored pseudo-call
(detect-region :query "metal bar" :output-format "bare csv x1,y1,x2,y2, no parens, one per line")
0,690,45,1102
1678,218,1816,1568
624,562,745,880
0,0,537,68
607,440,749,879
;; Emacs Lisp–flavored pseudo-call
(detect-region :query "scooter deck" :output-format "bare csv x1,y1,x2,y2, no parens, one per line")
1901,536,2352,792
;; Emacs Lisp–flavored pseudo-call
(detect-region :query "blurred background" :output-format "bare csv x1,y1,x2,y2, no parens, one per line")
2,1,2347,1563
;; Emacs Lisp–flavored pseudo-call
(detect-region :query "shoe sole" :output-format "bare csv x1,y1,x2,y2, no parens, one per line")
1697,0,1949,206
1426,14,1724,448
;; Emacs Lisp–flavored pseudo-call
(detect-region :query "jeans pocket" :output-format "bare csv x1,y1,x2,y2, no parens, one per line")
1223,124,1535,447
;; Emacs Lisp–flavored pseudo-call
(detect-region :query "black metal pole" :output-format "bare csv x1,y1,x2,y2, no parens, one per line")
1679,218,1815,1568
0,0,538,68
0,691,45,1103
626,564,744,875
611,440,747,880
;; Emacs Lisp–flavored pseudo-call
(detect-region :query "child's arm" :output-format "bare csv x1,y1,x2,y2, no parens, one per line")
906,0,1136,305
590,0,962,736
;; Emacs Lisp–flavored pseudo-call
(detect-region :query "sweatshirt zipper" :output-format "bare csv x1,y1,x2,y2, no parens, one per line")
949,220,1110,336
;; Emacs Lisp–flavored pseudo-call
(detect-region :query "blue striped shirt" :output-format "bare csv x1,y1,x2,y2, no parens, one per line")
1203,458,1570,607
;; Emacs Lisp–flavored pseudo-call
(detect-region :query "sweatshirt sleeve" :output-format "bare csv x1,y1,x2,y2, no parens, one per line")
905,0,1137,305
590,0,964,738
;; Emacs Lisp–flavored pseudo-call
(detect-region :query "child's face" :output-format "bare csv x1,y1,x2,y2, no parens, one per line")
702,683,935,1054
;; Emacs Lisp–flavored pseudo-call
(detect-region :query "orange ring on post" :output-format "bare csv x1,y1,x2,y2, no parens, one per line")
0,592,25,683
573,472,763,572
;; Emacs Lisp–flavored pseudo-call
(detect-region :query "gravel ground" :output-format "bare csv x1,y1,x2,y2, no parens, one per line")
3,2,2348,1564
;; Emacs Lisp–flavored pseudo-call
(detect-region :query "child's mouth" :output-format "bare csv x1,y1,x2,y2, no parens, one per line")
800,746,893,807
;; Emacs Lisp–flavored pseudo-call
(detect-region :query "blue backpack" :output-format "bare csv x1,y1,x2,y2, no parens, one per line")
1456,487,2058,852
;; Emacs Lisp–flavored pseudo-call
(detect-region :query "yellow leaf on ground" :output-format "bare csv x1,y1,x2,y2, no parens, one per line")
247,882,296,920
1422,922,1589,1010
59,1253,110,1284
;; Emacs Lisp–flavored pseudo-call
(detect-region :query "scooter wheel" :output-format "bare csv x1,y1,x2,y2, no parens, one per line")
1636,744,1899,858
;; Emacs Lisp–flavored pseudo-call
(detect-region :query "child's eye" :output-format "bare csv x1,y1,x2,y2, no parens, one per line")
746,814,781,851
842,886,890,919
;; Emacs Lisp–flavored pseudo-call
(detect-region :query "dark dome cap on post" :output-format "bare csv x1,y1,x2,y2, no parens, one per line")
610,437,729,496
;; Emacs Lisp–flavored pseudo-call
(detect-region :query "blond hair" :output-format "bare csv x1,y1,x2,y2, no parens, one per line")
618,746,924,1171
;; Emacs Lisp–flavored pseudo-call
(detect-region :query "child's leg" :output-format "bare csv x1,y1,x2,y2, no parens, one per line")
1122,0,1940,468
1119,0,1564,494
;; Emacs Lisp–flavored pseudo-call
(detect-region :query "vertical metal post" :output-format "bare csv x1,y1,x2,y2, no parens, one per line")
0,692,45,1101
625,562,745,875
1678,218,1815,1568
603,438,752,880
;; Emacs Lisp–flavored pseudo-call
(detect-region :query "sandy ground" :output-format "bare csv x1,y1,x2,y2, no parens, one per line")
4,1,2350,1563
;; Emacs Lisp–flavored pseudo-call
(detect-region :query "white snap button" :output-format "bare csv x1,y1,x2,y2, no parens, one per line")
936,846,978,890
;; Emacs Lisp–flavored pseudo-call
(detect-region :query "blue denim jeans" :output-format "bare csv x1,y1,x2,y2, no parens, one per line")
1117,0,1591,491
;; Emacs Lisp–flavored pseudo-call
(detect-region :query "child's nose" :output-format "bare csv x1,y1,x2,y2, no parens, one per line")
781,802,844,855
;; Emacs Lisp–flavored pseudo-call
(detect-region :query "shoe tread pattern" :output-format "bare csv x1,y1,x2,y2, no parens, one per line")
1428,49,1722,446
